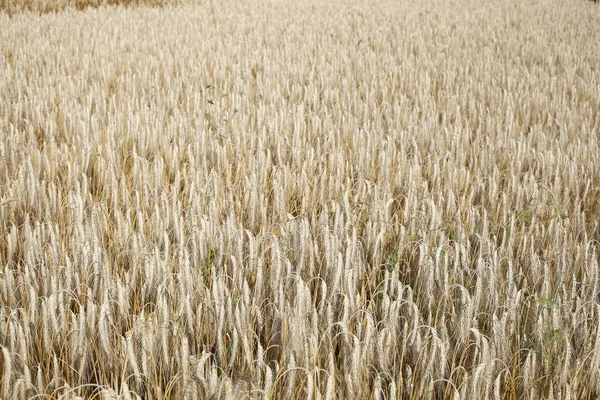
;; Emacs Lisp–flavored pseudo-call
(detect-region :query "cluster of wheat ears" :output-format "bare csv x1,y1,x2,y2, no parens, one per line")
1,0,599,398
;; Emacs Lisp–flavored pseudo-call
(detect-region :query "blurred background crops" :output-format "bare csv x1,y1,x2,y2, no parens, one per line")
1,0,600,399
0,0,177,15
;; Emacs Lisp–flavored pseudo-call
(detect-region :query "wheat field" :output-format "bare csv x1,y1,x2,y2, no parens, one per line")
1,0,600,398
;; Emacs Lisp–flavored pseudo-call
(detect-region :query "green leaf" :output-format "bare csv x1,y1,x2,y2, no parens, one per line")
207,99,214,105
534,297,555,309
221,92,230,98
205,112,213,121
547,328,561,341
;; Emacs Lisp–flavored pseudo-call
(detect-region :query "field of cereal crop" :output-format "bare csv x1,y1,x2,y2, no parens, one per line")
1,0,600,398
